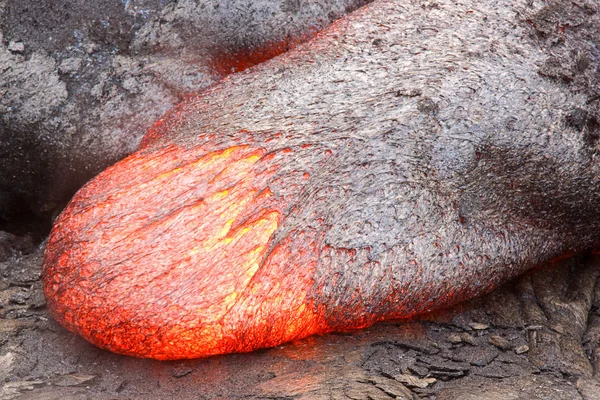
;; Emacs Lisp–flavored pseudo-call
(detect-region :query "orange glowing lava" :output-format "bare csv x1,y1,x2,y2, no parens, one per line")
43,145,326,359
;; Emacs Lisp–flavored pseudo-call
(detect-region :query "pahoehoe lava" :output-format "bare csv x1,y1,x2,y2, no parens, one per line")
43,0,600,359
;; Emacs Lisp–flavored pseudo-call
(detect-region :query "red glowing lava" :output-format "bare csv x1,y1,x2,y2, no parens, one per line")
43,145,327,359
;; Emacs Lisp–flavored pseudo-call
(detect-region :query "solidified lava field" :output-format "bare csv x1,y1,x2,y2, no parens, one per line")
1,235,600,399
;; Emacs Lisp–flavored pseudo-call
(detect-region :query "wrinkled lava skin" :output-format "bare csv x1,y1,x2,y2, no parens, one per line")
44,0,600,359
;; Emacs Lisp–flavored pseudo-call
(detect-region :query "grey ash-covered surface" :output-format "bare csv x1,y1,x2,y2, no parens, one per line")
0,0,370,223
1,235,600,399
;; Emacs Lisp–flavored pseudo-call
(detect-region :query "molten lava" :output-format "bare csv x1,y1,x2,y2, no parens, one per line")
44,145,326,359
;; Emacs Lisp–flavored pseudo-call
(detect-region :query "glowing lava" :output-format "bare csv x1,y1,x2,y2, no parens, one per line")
43,145,325,359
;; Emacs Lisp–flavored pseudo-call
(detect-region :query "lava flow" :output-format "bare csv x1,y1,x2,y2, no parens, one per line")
42,0,600,360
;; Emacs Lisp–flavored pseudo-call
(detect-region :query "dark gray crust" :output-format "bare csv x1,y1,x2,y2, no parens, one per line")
141,0,600,325
0,0,370,222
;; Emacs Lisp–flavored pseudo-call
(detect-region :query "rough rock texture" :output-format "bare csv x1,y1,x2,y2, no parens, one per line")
43,0,600,359
3,236,600,399
0,0,370,224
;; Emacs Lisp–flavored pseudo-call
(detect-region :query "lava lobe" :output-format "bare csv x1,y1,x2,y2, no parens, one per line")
43,0,600,359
